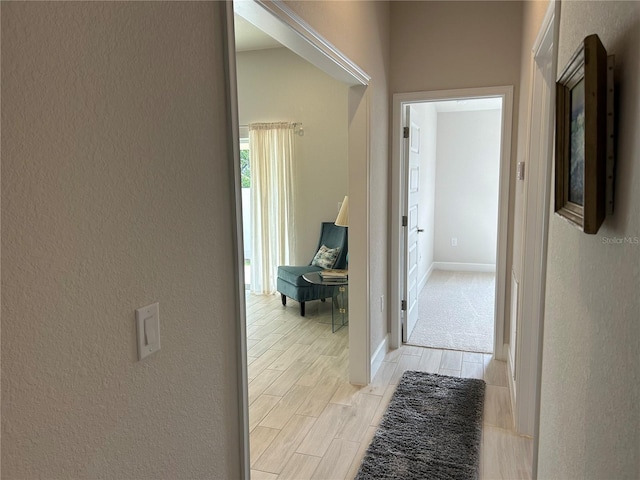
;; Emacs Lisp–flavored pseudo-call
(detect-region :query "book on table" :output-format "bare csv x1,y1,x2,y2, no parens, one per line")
319,269,348,280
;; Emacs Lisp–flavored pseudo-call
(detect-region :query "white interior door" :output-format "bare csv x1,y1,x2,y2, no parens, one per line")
402,105,421,342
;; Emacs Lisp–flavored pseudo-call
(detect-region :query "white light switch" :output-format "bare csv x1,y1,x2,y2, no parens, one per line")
144,316,157,345
136,303,160,360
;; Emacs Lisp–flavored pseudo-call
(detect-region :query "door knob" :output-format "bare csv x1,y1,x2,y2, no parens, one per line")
417,228,424,233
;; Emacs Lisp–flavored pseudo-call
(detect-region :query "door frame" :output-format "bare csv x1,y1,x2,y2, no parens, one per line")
402,105,422,343
512,0,558,439
222,2,372,476
527,2,559,474
390,86,514,360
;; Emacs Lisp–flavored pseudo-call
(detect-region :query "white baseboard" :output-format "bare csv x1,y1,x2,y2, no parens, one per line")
432,262,496,273
418,263,434,293
507,346,517,430
370,334,388,380
494,342,508,361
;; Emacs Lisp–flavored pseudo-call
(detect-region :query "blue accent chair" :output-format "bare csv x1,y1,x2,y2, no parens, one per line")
277,222,348,316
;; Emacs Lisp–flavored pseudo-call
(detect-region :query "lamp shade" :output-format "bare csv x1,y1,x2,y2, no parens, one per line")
335,196,349,227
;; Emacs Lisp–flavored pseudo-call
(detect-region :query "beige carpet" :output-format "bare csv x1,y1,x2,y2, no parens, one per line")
407,270,495,353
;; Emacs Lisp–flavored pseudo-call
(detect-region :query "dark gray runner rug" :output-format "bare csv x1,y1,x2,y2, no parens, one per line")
355,371,485,480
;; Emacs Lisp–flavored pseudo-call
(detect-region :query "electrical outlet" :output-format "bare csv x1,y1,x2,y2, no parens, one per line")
451,237,458,247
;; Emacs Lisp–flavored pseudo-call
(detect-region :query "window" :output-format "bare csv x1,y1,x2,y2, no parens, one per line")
240,138,250,188
240,137,251,288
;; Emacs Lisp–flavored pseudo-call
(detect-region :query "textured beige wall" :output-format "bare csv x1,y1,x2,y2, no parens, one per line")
284,1,391,356
390,0,523,340
390,1,523,93
538,2,640,478
236,48,349,265
1,3,242,478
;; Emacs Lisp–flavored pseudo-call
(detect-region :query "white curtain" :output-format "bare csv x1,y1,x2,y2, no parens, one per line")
249,122,296,294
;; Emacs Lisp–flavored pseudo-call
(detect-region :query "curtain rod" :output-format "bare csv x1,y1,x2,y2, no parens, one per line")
239,122,302,128
239,122,304,136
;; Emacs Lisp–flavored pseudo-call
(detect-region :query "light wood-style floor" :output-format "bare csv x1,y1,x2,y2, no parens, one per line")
246,293,532,480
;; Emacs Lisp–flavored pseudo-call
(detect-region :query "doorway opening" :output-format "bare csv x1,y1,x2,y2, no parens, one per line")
402,98,502,354
225,1,373,474
390,86,514,361
231,1,372,389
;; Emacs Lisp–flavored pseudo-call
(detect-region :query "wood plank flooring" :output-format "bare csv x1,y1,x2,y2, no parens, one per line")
246,293,532,479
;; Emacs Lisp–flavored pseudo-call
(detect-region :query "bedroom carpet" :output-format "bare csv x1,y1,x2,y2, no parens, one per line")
407,270,495,353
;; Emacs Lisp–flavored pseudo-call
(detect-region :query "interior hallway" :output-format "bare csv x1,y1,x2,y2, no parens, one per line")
246,293,532,479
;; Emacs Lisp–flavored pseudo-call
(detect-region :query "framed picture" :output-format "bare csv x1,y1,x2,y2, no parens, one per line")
555,34,608,234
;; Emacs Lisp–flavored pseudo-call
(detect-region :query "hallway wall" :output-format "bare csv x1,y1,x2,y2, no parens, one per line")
1,2,242,477
538,2,640,478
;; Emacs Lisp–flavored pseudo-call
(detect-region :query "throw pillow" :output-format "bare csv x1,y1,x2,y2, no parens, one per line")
311,244,341,269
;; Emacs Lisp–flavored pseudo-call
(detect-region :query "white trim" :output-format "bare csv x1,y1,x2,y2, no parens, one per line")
222,4,250,478
531,2,560,476
234,0,370,86
514,0,557,439
432,262,496,273
391,86,513,362
390,97,403,350
507,343,518,433
532,1,556,55
348,86,372,386
494,88,513,362
370,334,389,380
509,270,519,381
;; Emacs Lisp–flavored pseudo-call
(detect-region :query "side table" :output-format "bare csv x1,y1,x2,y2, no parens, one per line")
302,272,348,332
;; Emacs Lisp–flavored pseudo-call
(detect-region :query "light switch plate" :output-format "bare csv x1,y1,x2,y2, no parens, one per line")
136,302,160,360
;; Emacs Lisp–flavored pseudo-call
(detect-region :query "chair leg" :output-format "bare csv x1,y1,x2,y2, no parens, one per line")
281,294,287,306
300,302,305,317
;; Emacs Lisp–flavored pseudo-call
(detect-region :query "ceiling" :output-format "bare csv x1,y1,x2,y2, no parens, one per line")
234,14,283,52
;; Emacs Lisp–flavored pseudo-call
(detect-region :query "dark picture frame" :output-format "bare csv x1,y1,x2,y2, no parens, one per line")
555,34,607,234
